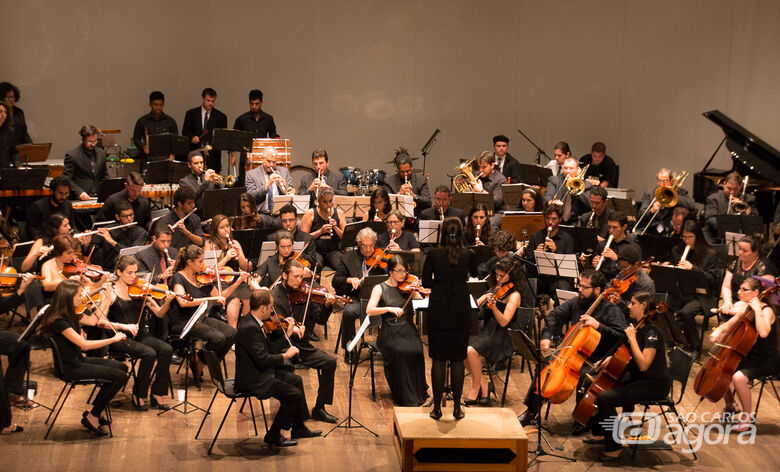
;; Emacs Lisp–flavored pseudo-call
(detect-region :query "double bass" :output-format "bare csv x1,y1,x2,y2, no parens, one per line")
693,277,780,402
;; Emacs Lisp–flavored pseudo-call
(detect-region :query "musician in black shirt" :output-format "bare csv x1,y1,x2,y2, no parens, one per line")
132,91,178,163
231,89,279,185
95,172,152,230
88,200,147,271
26,176,72,240
579,142,618,188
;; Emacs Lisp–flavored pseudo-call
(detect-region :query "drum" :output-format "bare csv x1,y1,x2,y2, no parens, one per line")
340,166,361,186
366,169,386,187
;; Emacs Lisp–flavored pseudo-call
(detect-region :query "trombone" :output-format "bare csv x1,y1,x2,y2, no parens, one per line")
550,164,589,202
633,170,689,234
728,175,750,215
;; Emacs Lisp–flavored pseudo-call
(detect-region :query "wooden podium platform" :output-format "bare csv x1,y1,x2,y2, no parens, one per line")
392,406,527,472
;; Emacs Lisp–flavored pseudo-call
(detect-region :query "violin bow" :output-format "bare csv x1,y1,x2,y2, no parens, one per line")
211,247,223,299
135,267,156,325
300,263,319,328
81,286,129,346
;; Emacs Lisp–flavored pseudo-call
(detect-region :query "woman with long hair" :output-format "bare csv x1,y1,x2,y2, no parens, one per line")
170,245,244,378
0,102,20,172
107,255,174,411
300,187,346,268
232,192,264,231
520,188,542,212
365,187,392,222
39,280,128,436
720,235,776,316
205,214,252,328
463,203,492,247
365,255,428,406
22,214,89,272
422,217,474,420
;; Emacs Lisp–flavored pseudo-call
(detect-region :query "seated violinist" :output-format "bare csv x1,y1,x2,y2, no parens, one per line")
466,257,532,406
204,214,252,329
40,234,103,295
256,230,312,288
22,214,89,273
333,228,387,361
585,291,670,459
377,210,420,252
607,245,654,311
274,203,320,267
518,270,626,427
87,200,146,271
365,255,428,406
299,188,345,268
106,255,174,411
708,277,780,432
169,245,243,379
271,260,339,423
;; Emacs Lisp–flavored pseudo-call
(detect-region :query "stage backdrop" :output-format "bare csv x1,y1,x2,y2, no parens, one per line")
2,0,779,195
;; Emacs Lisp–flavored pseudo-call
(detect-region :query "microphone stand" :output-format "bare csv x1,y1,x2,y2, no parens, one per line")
517,128,552,165
420,129,441,175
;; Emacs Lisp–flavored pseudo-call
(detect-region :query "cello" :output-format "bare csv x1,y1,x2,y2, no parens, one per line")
693,276,780,402
572,301,667,426
536,260,645,404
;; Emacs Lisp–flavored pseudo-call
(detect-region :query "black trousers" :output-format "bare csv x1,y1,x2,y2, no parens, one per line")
175,317,236,360
340,301,363,349
0,330,30,396
675,297,704,349
295,347,336,407
260,370,308,434
109,334,172,397
63,358,128,417
591,378,670,452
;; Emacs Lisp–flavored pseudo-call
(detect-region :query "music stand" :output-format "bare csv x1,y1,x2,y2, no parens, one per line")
557,225,598,255
148,133,189,160
418,220,442,245
258,240,304,266
333,195,371,219
555,289,578,304
724,231,744,257
502,183,537,210
534,251,579,280
16,143,51,165
516,163,553,187
98,178,125,202
608,197,637,221
232,228,275,262
15,306,52,412
340,221,386,250
636,234,675,263
0,167,48,190
212,128,254,153
716,215,762,239
272,194,309,215
118,245,145,257
389,250,423,276
143,159,189,185
201,187,246,219
388,194,414,218
451,192,494,217
501,213,546,242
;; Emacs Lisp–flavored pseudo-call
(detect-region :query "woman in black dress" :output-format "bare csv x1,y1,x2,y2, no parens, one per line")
710,277,779,432
107,255,175,411
422,217,473,420
366,255,428,406
719,235,776,317
466,257,524,405
39,279,129,437
205,214,252,328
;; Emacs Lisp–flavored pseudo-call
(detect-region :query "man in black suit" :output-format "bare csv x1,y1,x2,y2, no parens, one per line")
181,87,228,172
419,185,463,221
297,148,348,205
64,125,108,200
231,89,279,186
132,90,178,164
332,228,387,360
178,150,222,210
271,260,338,424
235,288,321,448
26,175,72,240
95,172,152,229
637,168,696,234
492,134,522,183
88,200,147,271
704,171,758,242
382,148,431,215
136,224,177,284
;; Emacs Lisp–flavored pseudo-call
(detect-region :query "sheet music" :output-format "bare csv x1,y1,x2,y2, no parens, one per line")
417,220,442,244
333,195,371,219
533,251,580,278
724,231,745,256
555,289,578,304
389,194,414,218
348,315,372,352
272,195,309,215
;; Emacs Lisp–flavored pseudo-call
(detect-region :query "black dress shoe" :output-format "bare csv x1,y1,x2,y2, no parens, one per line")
171,353,183,366
150,396,171,411
430,407,442,420
84,411,110,426
291,426,322,439
264,431,297,447
309,331,320,342
311,407,338,424
463,394,481,406
518,410,535,427
131,395,149,411
453,406,465,420
81,415,108,437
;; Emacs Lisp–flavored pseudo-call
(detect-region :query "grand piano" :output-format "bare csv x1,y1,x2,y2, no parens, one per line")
695,110,780,222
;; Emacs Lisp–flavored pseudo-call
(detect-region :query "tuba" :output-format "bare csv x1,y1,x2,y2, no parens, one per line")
566,164,589,196
453,160,478,192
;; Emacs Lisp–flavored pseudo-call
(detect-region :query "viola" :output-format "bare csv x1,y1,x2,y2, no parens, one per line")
195,266,249,285
289,281,352,305
365,248,391,270
63,259,111,282
397,274,431,295
694,277,780,402
0,265,43,296
262,315,290,334
573,302,667,426
128,278,192,301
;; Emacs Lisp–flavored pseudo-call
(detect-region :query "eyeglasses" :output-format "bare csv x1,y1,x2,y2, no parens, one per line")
359,243,374,249
392,269,408,274
580,285,593,290
738,287,756,292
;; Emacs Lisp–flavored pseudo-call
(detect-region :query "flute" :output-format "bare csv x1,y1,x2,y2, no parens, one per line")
73,222,138,238
595,234,614,271
169,208,197,232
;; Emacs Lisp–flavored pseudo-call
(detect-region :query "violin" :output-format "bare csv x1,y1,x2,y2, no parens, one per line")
604,257,653,304
75,286,106,315
195,266,249,285
573,302,667,426
289,281,352,305
366,248,391,269
62,258,111,282
262,314,290,334
288,251,311,268
128,278,192,301
0,265,43,296
694,277,780,402
486,282,515,308
397,274,431,296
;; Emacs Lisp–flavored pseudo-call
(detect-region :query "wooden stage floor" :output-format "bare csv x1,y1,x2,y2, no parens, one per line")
2,311,779,472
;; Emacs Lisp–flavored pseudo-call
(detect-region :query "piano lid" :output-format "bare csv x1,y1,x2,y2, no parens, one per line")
703,110,780,186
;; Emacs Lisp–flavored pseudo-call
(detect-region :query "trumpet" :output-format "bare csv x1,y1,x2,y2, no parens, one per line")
453,160,479,193
729,175,750,215
595,234,613,271
633,170,689,234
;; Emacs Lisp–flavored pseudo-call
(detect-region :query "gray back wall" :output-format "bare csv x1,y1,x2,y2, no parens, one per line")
3,0,779,195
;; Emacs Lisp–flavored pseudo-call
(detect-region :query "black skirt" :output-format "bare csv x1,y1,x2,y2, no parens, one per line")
428,326,469,362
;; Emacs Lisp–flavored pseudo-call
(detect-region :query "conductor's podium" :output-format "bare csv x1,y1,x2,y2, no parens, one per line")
393,407,527,472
